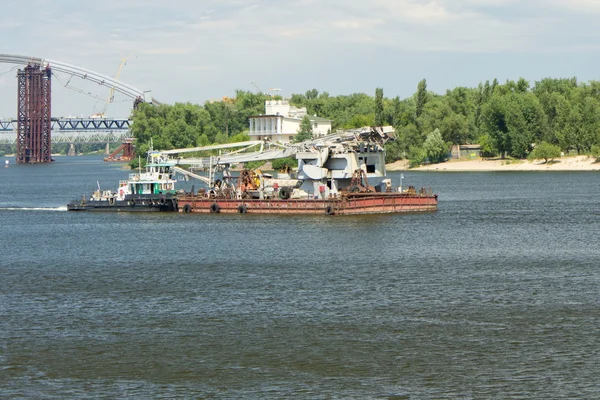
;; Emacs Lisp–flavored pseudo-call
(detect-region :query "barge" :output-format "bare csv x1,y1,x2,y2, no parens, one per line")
177,191,437,215
173,127,438,215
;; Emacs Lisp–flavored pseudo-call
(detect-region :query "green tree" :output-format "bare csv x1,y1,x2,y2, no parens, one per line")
305,89,319,99
505,92,546,158
528,142,561,163
374,87,384,126
415,79,428,119
478,134,497,158
295,116,313,142
408,146,427,168
384,140,404,163
579,96,600,152
480,94,509,158
345,113,375,129
127,77,600,164
423,128,449,163
554,103,580,153
391,96,402,126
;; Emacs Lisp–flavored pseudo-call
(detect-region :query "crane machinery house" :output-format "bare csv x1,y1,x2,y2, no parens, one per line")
248,100,332,143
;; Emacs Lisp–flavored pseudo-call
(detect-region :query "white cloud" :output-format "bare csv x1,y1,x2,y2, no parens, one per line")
1,0,600,117
551,0,600,13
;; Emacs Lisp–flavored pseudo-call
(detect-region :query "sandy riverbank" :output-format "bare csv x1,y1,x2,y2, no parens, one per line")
386,155,600,172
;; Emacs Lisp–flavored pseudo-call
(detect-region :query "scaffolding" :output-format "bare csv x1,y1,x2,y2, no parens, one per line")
16,64,52,163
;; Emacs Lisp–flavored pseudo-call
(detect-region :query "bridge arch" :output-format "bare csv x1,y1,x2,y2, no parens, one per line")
0,53,160,105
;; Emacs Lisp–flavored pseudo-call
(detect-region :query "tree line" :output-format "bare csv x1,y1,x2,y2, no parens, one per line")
129,77,600,165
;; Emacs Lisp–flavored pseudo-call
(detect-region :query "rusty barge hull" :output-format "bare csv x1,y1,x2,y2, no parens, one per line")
177,193,438,215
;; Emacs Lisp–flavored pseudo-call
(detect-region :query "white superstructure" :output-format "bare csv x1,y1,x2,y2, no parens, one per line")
248,100,332,143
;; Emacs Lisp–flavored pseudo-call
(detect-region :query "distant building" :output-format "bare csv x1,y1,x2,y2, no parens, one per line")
248,100,332,143
451,144,482,159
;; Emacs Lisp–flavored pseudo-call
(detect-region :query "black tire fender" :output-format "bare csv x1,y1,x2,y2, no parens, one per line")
325,205,335,215
210,203,221,213
237,204,247,214
279,187,292,200
183,204,192,213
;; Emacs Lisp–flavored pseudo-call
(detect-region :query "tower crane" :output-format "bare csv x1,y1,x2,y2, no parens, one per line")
250,82,281,97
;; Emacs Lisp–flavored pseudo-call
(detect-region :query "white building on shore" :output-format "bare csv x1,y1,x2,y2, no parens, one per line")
248,100,332,143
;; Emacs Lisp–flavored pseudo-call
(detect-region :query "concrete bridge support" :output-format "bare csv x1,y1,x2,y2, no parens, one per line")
68,143,76,156
104,143,110,155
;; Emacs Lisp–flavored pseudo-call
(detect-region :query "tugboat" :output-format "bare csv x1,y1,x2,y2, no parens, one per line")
67,151,179,212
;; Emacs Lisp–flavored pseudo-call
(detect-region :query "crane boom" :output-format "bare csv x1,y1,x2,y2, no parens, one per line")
99,53,135,116
250,81,264,94
160,126,394,168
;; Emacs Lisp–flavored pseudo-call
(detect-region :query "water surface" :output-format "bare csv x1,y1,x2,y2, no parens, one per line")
1,156,599,398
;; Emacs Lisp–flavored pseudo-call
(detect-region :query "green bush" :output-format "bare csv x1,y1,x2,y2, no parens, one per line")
527,142,561,163
591,145,600,162
272,157,297,171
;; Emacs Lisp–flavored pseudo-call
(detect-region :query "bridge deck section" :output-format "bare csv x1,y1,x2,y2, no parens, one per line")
0,118,132,144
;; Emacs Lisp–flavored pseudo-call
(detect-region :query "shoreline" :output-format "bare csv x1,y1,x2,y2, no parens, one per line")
386,155,600,172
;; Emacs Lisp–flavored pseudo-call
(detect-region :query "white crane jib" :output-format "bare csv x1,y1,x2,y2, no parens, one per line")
159,126,394,172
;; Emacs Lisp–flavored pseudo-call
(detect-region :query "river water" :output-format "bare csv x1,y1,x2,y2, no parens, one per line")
1,155,599,398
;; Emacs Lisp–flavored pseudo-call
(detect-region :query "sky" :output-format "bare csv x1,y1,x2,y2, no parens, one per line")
1,0,600,119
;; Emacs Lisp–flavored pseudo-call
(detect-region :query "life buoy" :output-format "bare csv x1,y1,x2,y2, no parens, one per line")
325,205,335,215
237,204,247,214
279,187,291,200
210,203,220,213
183,204,192,213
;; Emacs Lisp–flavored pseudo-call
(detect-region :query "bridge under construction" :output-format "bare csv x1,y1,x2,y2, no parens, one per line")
0,54,156,163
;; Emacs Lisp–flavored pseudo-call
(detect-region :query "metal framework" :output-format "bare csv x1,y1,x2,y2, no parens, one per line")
0,54,159,104
104,137,134,161
17,64,52,163
1,118,131,132
53,118,131,131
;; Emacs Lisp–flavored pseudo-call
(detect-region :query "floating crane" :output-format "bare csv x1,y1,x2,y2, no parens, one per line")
160,126,395,189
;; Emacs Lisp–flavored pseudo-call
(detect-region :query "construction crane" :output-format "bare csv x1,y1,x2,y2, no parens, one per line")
92,53,135,118
250,82,282,97
250,81,264,94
